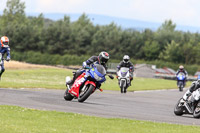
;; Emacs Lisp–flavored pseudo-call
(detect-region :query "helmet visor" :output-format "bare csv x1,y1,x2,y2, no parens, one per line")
124,59,129,62
3,42,9,45
101,58,108,64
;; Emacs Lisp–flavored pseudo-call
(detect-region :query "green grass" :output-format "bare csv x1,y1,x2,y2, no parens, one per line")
0,68,71,89
104,77,191,91
0,68,191,91
0,105,199,133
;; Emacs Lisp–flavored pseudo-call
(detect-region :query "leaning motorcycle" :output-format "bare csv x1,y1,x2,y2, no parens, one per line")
174,89,200,118
176,72,186,91
117,67,131,93
64,64,114,102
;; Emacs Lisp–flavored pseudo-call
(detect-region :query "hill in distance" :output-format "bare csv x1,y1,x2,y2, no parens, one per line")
1,11,200,32
35,13,200,33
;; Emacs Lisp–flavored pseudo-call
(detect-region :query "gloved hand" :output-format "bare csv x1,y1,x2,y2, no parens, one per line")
82,62,87,69
6,57,10,61
82,61,90,69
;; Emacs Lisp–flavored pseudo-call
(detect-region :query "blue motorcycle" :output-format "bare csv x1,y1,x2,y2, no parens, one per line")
64,64,114,102
176,72,186,91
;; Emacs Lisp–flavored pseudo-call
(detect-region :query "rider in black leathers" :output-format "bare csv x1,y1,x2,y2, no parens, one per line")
66,51,109,86
176,65,188,86
117,55,134,83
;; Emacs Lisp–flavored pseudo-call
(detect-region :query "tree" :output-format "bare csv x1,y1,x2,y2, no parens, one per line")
143,41,160,60
159,40,183,63
2,0,26,26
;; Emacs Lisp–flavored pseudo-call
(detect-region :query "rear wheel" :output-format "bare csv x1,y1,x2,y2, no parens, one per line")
174,98,184,116
64,89,74,101
78,85,95,102
193,102,200,118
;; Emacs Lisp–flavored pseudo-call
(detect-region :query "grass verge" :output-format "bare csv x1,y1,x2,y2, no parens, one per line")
0,105,200,133
0,68,191,91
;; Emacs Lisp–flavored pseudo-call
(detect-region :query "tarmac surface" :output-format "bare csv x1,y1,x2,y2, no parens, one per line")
0,88,200,125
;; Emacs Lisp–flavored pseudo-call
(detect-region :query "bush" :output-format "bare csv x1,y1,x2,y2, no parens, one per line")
11,51,89,66
11,51,199,75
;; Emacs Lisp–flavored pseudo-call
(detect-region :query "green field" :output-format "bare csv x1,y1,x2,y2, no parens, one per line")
0,105,199,133
0,68,191,91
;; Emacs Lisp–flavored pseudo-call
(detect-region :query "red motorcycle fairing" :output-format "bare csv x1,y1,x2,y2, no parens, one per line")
85,81,96,93
69,73,86,97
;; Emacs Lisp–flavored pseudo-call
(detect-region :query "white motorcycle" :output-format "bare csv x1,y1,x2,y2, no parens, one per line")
117,67,131,93
174,89,200,118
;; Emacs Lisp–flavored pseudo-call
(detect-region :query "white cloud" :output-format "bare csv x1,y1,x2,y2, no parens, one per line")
34,0,89,13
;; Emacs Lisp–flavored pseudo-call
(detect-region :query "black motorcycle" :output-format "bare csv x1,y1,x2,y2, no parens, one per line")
174,89,200,118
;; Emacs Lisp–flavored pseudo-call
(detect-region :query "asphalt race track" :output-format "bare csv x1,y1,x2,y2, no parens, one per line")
0,88,200,125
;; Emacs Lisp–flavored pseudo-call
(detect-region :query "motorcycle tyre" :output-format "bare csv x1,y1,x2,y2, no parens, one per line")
174,98,184,116
178,82,183,92
120,80,125,93
193,102,200,118
64,89,74,101
78,85,94,103
179,86,183,92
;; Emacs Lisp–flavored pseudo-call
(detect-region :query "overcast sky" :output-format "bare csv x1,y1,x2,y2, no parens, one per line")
1,0,200,27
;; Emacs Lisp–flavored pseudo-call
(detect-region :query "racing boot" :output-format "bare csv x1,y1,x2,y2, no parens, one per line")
66,71,82,86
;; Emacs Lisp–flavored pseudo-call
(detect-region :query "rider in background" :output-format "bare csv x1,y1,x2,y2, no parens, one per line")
67,51,109,86
117,55,134,84
176,65,188,86
0,36,11,80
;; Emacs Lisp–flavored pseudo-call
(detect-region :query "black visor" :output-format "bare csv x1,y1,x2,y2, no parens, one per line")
124,59,129,62
101,58,108,64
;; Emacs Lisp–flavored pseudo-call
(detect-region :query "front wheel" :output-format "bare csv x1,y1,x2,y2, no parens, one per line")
64,89,74,101
120,80,125,93
193,102,200,118
78,85,95,102
178,81,183,91
174,98,184,116
179,86,183,92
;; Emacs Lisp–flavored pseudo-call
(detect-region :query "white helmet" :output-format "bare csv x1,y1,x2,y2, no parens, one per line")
123,55,130,63
1,36,9,47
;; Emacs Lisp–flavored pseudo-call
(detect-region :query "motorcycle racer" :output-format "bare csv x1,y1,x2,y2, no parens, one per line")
0,36,11,80
176,65,188,86
182,79,200,101
117,55,134,83
66,51,109,86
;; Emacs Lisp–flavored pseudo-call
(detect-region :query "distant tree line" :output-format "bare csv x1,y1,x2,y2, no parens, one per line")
1,0,200,72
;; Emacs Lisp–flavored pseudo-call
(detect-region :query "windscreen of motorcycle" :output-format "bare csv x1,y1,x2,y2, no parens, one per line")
177,72,185,80
120,67,129,77
94,64,106,75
